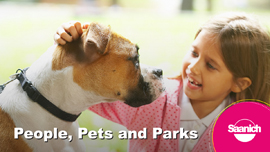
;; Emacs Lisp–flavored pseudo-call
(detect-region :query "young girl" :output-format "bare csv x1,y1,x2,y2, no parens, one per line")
55,12,270,152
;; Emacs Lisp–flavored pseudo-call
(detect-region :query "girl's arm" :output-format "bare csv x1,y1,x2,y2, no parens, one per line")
89,101,138,128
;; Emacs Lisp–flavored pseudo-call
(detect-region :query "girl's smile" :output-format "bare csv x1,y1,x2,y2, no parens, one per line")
182,30,236,109
186,73,202,90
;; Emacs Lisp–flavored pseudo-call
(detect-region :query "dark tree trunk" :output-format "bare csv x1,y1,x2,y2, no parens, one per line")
181,0,193,11
207,0,212,12
112,0,117,5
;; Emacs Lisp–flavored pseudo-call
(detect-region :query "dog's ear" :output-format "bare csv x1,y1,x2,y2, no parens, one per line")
84,22,111,63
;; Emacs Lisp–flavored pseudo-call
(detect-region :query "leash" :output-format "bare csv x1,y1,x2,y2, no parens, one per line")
0,72,19,94
1,68,80,122
0,85,4,94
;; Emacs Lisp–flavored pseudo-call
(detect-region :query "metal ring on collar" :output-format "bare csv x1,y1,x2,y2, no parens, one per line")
16,68,24,74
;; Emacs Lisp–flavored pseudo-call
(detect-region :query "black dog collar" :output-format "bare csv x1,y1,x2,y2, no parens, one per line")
16,68,80,122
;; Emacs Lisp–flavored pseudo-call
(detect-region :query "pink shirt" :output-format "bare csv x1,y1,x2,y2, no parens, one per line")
89,79,213,152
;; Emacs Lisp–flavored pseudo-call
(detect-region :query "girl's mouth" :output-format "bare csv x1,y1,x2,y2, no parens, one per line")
188,77,202,87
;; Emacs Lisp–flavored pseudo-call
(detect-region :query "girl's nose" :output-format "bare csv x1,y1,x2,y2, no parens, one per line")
188,60,200,75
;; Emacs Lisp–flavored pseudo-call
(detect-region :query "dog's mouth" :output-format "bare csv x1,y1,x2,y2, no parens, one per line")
124,76,153,107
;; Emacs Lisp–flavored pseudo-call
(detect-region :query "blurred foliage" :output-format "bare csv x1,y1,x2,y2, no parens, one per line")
1,0,270,10
98,0,150,8
248,0,270,9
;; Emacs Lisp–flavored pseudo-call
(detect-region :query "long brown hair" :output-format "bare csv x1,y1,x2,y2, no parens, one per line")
192,12,270,103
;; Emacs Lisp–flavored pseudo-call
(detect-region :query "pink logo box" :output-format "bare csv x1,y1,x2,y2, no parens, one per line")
212,100,270,152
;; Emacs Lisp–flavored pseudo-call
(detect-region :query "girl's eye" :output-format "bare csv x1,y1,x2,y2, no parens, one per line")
207,62,216,70
191,51,199,57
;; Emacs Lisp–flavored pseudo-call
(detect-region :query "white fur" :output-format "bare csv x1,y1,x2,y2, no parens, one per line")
0,45,109,152
140,64,164,100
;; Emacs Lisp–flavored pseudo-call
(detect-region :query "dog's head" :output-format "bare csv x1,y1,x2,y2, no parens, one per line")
52,22,164,107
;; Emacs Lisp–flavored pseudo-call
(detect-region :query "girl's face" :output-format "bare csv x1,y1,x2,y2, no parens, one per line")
182,30,236,103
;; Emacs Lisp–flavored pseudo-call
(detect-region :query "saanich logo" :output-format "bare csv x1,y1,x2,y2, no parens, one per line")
228,119,261,142
212,99,270,152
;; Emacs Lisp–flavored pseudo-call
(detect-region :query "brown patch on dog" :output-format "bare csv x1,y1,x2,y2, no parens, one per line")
0,108,32,152
52,22,141,100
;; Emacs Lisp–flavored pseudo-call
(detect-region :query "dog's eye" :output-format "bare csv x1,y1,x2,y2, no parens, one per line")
134,55,140,68
135,55,139,62
128,55,139,62
128,55,140,69
135,45,140,53
135,62,139,68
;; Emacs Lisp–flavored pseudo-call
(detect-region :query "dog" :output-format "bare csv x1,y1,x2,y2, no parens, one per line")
0,22,164,152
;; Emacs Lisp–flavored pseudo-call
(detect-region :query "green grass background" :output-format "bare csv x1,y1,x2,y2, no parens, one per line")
0,0,270,151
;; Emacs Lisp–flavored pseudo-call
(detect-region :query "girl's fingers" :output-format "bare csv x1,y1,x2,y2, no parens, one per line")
57,26,73,42
68,21,82,39
54,21,86,45
65,21,83,39
54,33,66,45
73,21,83,35
82,22,90,29
62,23,79,40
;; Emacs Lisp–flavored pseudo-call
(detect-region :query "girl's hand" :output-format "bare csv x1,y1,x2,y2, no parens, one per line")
54,21,90,45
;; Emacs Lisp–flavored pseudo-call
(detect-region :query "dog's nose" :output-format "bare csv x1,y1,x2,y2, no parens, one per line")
153,69,163,78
